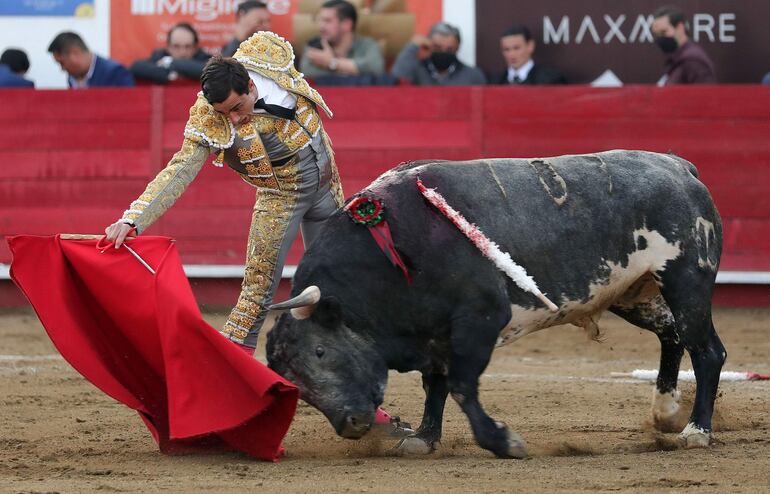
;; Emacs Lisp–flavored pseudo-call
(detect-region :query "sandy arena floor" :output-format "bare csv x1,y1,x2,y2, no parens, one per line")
1,307,769,493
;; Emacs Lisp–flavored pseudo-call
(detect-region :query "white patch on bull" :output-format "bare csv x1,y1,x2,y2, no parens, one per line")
694,217,718,271
496,228,682,347
529,159,568,206
652,388,681,426
679,422,711,448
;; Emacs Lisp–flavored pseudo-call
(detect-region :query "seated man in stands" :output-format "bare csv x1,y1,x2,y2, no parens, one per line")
48,32,134,88
652,6,716,85
299,0,384,81
131,23,211,84
221,1,272,57
492,24,566,85
0,48,34,88
391,22,486,86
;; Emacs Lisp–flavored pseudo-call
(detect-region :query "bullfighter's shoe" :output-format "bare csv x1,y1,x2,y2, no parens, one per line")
371,408,414,438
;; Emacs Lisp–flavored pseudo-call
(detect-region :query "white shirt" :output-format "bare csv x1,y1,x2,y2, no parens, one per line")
507,59,534,84
248,70,297,110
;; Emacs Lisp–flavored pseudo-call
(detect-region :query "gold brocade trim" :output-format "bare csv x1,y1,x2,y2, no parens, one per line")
213,150,225,167
228,96,322,192
321,129,345,207
272,96,321,152
238,122,258,141
183,93,234,149
234,32,333,118
245,160,272,177
233,31,295,72
236,141,266,165
222,159,301,344
240,174,280,190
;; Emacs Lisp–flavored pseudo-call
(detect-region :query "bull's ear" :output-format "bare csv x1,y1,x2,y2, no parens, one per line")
312,296,342,329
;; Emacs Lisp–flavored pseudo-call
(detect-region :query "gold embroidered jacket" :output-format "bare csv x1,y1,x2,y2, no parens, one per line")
120,32,344,233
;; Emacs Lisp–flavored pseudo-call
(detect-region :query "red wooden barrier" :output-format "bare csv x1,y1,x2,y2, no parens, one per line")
1,85,769,306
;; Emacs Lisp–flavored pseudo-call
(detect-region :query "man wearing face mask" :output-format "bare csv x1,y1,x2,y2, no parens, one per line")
391,22,486,86
651,6,716,85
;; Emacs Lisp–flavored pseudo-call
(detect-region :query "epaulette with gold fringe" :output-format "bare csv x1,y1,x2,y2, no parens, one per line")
233,31,333,118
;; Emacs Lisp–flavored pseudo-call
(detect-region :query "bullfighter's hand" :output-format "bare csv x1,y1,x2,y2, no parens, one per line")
104,221,136,249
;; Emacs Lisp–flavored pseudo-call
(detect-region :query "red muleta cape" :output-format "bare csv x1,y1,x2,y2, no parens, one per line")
8,235,298,461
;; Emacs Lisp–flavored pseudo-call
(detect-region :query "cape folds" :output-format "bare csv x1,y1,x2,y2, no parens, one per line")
8,235,298,461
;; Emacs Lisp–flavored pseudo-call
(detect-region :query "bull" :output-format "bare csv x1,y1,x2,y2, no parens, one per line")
266,150,726,458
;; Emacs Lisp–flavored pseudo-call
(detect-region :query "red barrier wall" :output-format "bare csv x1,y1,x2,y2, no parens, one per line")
1,86,769,306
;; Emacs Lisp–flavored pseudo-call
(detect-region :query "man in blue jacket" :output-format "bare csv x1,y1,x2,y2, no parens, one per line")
0,48,34,88
48,32,134,88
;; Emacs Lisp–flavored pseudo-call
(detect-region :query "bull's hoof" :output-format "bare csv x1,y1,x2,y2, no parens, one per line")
678,422,711,448
652,389,681,432
395,436,436,455
505,430,528,459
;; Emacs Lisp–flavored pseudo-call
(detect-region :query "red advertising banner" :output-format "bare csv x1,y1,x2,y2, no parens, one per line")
110,0,441,68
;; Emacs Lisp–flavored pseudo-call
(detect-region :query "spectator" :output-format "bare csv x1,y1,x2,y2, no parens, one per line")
131,22,211,84
762,72,770,84
391,22,486,86
221,1,271,57
48,32,134,88
652,6,716,85
299,0,384,79
492,24,565,85
0,48,34,88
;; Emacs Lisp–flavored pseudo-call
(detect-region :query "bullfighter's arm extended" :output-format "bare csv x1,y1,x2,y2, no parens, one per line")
117,138,212,234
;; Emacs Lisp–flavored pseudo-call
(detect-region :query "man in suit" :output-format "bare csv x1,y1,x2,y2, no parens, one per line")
131,23,211,84
221,1,271,57
48,32,134,88
493,24,566,85
0,48,34,88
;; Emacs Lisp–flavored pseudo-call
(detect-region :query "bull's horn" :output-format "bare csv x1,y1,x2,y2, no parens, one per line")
269,285,321,320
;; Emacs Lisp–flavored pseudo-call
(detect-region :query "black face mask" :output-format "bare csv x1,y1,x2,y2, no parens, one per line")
655,36,678,54
429,51,458,71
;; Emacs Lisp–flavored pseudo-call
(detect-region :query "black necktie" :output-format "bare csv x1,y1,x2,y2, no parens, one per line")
512,75,522,84
254,98,296,120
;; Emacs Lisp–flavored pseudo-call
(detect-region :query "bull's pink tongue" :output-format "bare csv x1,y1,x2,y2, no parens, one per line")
374,408,392,424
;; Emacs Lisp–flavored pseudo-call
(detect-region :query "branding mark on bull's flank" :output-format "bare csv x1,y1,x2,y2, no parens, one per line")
694,217,718,271
529,159,568,206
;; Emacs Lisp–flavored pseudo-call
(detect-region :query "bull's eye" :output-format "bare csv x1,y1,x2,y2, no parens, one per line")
315,345,325,358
